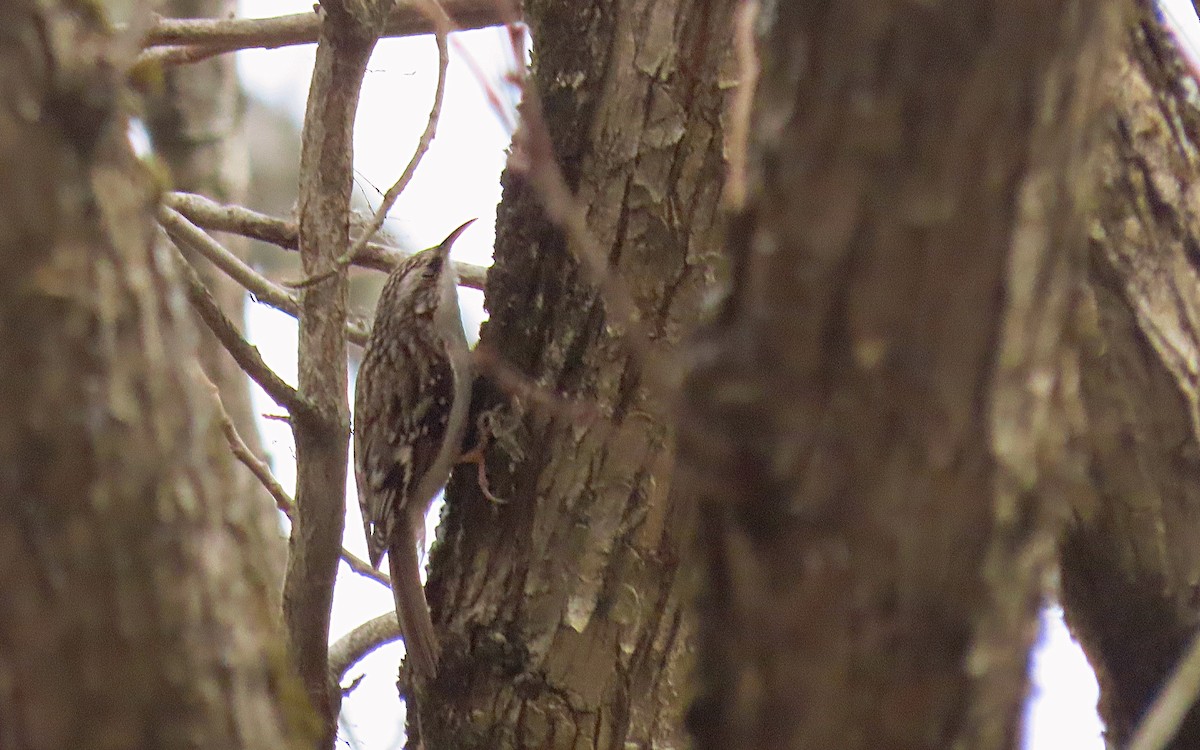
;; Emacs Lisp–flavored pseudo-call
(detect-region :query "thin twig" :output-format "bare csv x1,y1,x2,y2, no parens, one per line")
192,365,391,588
723,0,759,211
135,0,508,66
340,549,391,586
347,15,451,271
328,612,403,684
159,203,373,344
171,241,312,417
163,191,488,290
290,20,451,289
1128,628,1200,750
209,381,296,515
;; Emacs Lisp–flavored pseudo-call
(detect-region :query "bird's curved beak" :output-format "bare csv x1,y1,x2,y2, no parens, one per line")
438,219,477,255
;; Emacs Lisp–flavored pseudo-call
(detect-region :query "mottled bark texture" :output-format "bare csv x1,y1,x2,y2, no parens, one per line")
1062,3,1200,746
0,2,311,749
146,0,288,593
422,0,734,747
677,3,1117,750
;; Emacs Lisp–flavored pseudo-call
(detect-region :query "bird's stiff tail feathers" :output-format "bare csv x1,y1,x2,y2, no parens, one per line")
388,521,439,679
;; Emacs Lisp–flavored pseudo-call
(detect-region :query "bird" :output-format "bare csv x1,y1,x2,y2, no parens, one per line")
353,219,475,680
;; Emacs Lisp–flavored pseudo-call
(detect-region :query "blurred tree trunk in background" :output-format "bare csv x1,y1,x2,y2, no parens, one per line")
423,0,734,746
144,0,287,590
1063,1,1200,745
0,2,308,748
677,3,1118,750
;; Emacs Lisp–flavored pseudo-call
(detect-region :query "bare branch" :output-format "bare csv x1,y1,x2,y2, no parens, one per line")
136,0,508,66
340,549,392,587
205,371,296,516
160,206,299,315
284,2,384,736
164,191,488,290
1129,629,1200,750
192,365,391,588
291,24,450,289
164,192,307,259
170,242,312,417
139,44,227,66
328,612,403,685
159,202,374,344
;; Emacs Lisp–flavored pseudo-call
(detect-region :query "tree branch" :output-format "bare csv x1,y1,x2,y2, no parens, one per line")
192,364,389,587
284,2,389,739
163,191,488,290
171,242,313,418
295,20,451,289
160,206,299,315
328,612,403,685
136,0,508,66
159,202,374,344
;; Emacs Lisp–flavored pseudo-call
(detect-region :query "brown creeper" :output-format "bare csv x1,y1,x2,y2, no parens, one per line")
354,220,475,679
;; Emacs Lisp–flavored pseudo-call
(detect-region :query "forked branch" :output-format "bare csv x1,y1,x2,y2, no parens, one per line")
192,365,390,588
159,204,372,344
291,23,451,289
164,191,488,290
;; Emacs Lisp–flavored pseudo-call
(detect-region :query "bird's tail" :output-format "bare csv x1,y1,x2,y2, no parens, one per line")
388,523,439,679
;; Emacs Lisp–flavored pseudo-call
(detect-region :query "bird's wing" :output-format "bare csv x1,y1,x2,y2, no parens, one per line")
354,322,454,566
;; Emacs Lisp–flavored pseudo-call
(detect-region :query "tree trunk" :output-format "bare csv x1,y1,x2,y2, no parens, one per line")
144,0,288,593
677,3,1118,749
1062,2,1200,745
423,0,734,746
0,3,310,748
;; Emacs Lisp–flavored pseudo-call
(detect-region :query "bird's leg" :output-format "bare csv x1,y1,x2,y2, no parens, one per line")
458,411,506,504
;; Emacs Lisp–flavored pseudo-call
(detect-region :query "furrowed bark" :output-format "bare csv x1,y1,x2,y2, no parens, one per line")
1063,3,1200,745
422,0,735,746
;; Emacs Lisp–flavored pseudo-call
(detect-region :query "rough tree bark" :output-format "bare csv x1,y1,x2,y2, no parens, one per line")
423,0,734,746
677,3,1118,750
1062,2,1200,745
0,2,310,749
